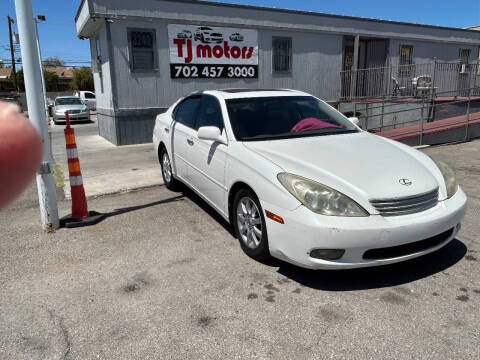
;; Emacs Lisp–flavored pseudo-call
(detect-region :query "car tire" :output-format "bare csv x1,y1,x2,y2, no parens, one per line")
233,188,270,261
159,147,180,191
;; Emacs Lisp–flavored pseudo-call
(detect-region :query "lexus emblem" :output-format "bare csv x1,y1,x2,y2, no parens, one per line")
399,178,412,186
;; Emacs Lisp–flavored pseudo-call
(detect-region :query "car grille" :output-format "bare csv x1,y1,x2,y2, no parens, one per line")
370,188,439,217
68,110,81,114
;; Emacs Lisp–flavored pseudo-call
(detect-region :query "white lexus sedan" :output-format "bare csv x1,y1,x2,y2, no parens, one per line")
153,89,466,270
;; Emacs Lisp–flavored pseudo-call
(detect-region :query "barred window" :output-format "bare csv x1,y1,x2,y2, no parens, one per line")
273,37,292,72
459,49,470,65
128,29,157,71
399,45,413,77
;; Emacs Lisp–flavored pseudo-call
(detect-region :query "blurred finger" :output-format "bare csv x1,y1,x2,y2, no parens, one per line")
0,101,43,209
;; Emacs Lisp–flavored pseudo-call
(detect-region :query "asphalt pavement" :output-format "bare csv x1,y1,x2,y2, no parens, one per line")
0,140,479,359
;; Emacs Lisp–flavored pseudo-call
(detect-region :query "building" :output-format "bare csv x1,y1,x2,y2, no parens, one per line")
44,67,75,91
75,0,480,145
0,67,15,92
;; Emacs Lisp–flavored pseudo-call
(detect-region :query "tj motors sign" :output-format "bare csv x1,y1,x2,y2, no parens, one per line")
168,24,258,79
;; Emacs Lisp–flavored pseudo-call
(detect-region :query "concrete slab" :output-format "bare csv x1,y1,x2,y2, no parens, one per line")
50,116,163,199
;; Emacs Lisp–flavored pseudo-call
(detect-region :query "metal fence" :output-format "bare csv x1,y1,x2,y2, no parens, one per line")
344,86,480,146
341,61,480,100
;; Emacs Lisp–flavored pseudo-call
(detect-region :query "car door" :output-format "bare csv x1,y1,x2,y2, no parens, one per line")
187,95,228,214
171,95,202,183
83,92,96,110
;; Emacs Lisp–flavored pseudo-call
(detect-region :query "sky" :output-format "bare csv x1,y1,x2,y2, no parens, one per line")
1,0,479,68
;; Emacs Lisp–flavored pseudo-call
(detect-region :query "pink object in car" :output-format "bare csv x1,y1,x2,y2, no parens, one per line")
290,118,346,133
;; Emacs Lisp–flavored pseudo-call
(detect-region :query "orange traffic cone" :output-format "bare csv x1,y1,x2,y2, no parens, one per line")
60,112,105,228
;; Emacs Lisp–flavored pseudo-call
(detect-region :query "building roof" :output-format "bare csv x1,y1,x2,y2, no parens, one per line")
467,26,480,31
0,67,13,79
75,0,480,35
44,67,74,79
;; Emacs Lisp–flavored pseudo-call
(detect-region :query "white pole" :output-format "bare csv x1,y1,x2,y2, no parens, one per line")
34,19,49,123
15,0,59,230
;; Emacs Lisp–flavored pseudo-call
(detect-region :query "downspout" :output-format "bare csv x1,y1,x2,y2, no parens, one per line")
105,19,120,144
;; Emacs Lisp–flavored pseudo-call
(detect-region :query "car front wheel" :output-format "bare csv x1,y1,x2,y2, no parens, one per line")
160,148,180,191
233,189,270,261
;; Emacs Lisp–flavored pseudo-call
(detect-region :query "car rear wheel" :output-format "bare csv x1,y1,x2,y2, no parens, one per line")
160,148,180,191
233,189,270,261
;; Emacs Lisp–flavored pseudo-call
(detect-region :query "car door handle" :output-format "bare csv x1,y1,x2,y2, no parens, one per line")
164,127,170,133
187,138,194,146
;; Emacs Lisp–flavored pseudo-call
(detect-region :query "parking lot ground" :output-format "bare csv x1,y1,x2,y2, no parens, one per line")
49,116,163,199
1,140,479,359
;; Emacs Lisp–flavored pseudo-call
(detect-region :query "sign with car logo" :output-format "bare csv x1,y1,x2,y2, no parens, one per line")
168,24,258,79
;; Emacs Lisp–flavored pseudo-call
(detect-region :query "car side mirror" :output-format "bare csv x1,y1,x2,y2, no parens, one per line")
348,117,360,127
197,126,226,144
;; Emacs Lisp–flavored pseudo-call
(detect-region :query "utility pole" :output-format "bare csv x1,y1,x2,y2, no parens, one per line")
7,16,18,91
14,0,59,230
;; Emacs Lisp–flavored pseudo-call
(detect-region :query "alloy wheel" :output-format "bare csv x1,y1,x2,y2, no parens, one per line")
236,197,263,249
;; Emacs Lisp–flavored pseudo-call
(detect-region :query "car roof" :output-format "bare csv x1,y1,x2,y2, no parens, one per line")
203,88,311,100
55,96,79,99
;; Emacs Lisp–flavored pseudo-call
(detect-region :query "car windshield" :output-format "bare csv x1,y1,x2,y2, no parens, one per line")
226,96,358,141
55,98,83,105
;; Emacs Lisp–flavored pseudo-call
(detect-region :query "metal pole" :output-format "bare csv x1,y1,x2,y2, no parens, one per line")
419,96,425,146
7,16,18,91
380,95,385,131
34,19,49,123
14,0,59,230
349,35,360,100
464,87,471,142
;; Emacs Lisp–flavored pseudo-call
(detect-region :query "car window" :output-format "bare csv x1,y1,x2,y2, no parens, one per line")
84,92,95,99
226,96,358,141
194,95,224,131
174,96,201,128
55,98,83,106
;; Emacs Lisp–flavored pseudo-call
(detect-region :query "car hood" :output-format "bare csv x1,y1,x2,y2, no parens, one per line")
54,104,86,111
242,132,439,201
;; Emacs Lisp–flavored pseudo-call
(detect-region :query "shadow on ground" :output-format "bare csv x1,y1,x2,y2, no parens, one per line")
104,195,185,218
104,184,467,291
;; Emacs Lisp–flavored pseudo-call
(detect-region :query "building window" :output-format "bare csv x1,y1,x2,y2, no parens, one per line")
128,29,157,71
399,45,413,77
459,49,471,74
273,37,292,73
459,49,471,65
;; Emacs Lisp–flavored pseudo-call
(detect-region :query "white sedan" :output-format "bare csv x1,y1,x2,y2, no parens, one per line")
153,89,466,269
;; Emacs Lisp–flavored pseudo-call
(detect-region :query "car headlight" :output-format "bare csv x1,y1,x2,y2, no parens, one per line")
431,158,458,198
277,173,369,217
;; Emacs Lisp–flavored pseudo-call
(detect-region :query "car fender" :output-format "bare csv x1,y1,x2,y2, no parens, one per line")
225,142,301,219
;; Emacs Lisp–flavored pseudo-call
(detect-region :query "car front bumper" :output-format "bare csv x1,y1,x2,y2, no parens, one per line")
261,187,467,270
53,112,90,122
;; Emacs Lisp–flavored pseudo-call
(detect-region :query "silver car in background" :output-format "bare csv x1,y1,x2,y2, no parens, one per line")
52,96,90,124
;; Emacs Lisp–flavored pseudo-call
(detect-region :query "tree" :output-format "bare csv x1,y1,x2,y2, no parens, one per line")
42,57,65,67
44,70,59,91
15,68,59,92
15,69,24,91
71,67,94,91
